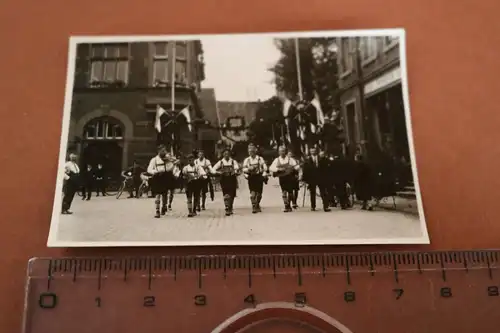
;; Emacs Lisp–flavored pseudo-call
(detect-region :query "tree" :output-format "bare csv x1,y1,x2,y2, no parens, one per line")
269,37,340,119
248,96,283,148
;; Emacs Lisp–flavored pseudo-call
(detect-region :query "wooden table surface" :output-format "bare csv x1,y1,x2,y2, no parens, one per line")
1,0,499,331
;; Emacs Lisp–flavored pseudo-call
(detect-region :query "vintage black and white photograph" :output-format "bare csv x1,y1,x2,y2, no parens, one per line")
47,29,429,246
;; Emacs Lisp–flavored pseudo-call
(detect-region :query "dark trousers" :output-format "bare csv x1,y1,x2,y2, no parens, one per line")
62,181,78,212
186,180,201,213
95,179,106,196
128,179,141,197
335,182,349,208
220,175,237,211
308,183,329,209
278,175,295,209
248,174,264,208
82,182,93,200
196,178,211,210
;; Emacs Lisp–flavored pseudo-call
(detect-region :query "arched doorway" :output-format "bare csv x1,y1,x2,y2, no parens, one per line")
81,117,124,178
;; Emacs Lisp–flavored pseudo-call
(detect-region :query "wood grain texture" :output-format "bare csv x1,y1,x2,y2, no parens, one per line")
0,0,499,330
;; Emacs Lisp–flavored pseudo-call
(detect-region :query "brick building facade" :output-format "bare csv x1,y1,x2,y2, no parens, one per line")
66,41,206,176
336,36,409,162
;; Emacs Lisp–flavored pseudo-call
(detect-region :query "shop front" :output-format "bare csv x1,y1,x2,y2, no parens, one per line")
363,66,410,162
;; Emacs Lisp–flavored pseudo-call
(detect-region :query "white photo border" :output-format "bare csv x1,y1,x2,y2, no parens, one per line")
47,28,430,247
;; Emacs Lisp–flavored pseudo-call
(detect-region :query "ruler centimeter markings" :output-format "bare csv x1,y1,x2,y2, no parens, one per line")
24,251,500,333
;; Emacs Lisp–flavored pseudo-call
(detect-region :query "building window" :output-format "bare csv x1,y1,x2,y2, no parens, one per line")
89,44,129,86
339,38,353,76
84,118,123,140
359,37,378,65
175,60,187,83
152,42,169,84
174,41,187,60
383,36,399,51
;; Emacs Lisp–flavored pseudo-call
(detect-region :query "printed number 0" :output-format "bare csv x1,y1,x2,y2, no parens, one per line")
38,293,58,309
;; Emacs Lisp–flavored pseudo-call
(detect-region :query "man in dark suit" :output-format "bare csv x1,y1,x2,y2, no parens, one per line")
81,164,95,201
302,147,331,212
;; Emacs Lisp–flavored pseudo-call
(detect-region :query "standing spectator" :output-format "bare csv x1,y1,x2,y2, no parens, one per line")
94,163,107,196
62,153,80,214
81,164,95,201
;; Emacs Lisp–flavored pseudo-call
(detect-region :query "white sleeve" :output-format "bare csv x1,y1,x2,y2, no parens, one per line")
211,161,221,173
147,158,156,174
260,157,268,172
198,166,207,178
269,158,279,173
233,160,240,171
242,158,249,172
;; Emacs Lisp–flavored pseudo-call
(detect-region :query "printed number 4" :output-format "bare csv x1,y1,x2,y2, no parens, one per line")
393,288,404,300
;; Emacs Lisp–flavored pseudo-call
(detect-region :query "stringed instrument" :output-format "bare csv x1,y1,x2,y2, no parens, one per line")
183,166,202,182
273,157,297,177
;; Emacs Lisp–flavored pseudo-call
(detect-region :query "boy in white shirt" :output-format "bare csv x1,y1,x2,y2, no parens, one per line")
211,149,240,216
269,146,301,212
194,149,213,211
147,145,180,218
182,154,207,217
242,143,268,213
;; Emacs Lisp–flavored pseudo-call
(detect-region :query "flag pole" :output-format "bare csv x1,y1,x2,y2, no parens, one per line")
294,38,304,100
294,38,307,156
170,42,177,155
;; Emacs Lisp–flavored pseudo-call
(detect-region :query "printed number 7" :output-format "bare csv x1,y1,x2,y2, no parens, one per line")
393,288,404,300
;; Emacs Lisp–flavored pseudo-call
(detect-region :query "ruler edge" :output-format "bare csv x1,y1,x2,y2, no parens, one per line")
24,249,500,276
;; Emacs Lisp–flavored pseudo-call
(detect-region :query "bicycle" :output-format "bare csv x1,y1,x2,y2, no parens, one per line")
138,172,152,198
115,175,132,199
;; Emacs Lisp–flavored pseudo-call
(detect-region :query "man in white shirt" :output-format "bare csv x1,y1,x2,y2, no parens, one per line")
62,153,81,214
182,154,207,217
147,145,180,218
194,149,213,211
212,148,240,216
242,143,268,213
269,146,301,212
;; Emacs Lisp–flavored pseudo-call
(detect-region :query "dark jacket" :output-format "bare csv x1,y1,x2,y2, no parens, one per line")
302,155,330,184
330,157,353,184
82,168,95,184
94,167,106,180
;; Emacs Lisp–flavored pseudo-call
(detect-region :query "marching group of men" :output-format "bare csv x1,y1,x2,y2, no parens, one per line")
143,142,374,219
62,142,375,217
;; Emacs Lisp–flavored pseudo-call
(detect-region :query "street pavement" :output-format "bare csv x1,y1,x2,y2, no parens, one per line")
55,176,426,245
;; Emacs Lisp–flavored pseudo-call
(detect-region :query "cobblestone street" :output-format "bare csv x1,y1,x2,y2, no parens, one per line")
52,177,426,246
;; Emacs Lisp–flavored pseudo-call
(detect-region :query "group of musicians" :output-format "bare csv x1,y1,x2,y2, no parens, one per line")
61,141,372,217
144,142,373,219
